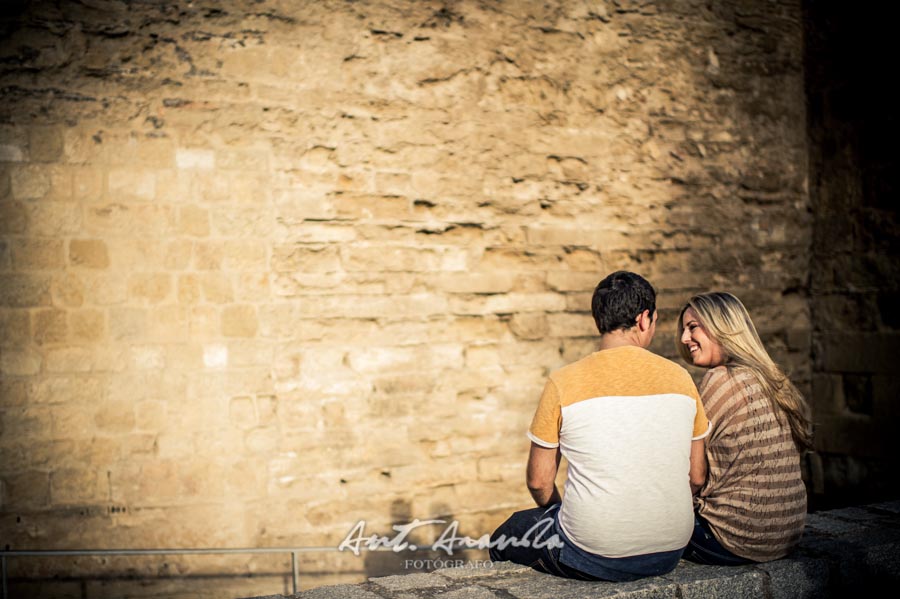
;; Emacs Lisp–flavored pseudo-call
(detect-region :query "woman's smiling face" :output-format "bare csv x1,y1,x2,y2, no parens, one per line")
681,307,725,368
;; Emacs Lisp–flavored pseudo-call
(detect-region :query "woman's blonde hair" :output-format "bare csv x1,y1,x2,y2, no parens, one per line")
677,292,813,450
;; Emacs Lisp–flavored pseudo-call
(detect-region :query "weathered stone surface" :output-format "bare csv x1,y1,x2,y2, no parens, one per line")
291,585,385,599
759,558,831,599
484,570,678,599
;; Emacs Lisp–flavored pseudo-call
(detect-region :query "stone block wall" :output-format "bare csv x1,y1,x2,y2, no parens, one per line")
804,1,900,506
1,0,810,592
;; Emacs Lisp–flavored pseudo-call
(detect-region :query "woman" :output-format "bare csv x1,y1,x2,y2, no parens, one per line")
676,292,812,564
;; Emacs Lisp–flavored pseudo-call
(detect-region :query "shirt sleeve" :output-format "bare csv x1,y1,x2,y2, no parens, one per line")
527,377,562,448
686,370,710,440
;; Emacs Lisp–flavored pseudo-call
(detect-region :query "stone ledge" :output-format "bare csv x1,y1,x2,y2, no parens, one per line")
246,501,900,599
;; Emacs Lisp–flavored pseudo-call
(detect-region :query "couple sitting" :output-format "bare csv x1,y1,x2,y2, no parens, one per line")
490,271,812,581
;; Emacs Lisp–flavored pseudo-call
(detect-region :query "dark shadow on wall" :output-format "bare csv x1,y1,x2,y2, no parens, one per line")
804,0,900,509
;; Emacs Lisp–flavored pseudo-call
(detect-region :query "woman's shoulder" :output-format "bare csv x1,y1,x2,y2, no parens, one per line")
699,365,731,392
699,365,758,406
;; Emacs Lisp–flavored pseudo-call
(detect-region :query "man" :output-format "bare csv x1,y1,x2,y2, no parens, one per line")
489,271,709,581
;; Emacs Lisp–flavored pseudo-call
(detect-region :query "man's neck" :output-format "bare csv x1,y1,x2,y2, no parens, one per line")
597,330,644,351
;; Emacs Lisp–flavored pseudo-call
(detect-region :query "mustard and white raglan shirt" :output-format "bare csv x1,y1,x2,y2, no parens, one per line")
529,345,710,558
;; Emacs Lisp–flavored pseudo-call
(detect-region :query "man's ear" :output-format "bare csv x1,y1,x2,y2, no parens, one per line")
636,309,651,332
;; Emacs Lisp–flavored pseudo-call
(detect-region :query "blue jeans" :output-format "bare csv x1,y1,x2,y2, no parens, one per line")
489,504,684,582
681,513,753,566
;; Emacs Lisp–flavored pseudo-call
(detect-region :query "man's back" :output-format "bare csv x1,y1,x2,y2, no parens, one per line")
529,346,708,558
490,271,709,582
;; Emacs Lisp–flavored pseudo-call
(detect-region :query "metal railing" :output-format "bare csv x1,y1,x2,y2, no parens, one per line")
0,545,341,599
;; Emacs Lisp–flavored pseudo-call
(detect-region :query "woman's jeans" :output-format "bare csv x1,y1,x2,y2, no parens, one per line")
681,513,753,566
489,503,684,582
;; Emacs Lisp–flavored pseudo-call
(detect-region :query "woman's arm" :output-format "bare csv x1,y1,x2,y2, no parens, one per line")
689,437,707,495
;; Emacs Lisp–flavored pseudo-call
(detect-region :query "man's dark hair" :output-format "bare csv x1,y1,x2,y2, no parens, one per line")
591,271,656,334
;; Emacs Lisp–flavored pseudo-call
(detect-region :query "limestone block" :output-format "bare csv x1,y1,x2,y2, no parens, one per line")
437,273,517,294
60,126,99,164
12,239,65,271
161,343,202,372
223,458,268,500
33,308,68,345
190,305,221,337
0,308,30,347
177,274,203,305
28,126,64,162
295,294,449,319
0,378,28,406
193,241,225,270
275,188,339,222
105,238,166,271
219,240,267,271
1,347,42,375
227,342,273,369
202,343,229,370
45,396,92,439
128,273,172,304
194,272,235,304
0,143,24,162
230,396,257,429
31,376,104,407
179,459,227,499
85,204,173,236
131,136,175,169
1,470,50,509
333,193,411,219
51,272,85,308
0,274,51,308
272,244,343,273
348,344,464,375
176,148,215,170
108,307,148,341
50,467,105,504
178,205,210,237
278,223,358,243
44,346,94,373
245,428,279,453
3,407,54,445
818,333,900,374
341,244,469,273
210,171,270,204
81,274,127,305
107,168,156,201
547,313,595,338
158,240,190,272
154,169,195,204
94,399,136,433
507,313,547,340
130,345,165,370
10,165,51,199
450,293,567,316
226,368,275,397
819,412,893,457
216,147,270,171
545,271,601,292
0,201,28,234
559,248,605,272
26,201,82,237
212,205,275,237
68,239,110,269
476,456,524,483
222,305,259,338
235,272,271,301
